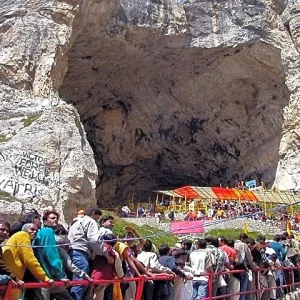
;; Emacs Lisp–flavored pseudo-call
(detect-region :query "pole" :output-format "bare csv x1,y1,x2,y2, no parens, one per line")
135,276,145,300
208,272,213,299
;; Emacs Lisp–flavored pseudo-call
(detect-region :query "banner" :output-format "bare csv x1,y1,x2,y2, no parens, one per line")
171,220,205,234
245,179,256,189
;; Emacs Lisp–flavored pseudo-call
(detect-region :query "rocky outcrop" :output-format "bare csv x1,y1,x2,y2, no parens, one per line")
0,0,120,221
273,0,300,191
1,0,300,215
60,0,299,205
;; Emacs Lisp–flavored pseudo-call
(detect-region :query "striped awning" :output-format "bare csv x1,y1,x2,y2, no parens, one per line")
154,186,300,204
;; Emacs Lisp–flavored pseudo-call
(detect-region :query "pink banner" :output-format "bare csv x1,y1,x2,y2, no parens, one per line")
171,220,205,234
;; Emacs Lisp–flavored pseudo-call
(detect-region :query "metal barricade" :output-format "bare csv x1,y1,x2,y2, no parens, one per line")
1,266,299,299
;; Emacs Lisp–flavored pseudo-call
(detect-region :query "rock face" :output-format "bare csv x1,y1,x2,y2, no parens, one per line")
0,0,114,221
1,0,300,214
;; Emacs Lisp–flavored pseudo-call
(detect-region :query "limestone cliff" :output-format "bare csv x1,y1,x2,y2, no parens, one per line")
1,0,300,215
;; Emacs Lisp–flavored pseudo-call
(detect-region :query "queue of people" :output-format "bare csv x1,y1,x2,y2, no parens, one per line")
0,207,300,300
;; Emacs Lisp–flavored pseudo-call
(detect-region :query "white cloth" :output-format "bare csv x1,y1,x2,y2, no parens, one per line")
99,227,113,236
227,275,240,300
122,206,131,213
189,249,213,282
137,251,170,272
174,273,193,300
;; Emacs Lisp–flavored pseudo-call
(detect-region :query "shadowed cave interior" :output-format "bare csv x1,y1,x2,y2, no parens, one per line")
59,28,290,206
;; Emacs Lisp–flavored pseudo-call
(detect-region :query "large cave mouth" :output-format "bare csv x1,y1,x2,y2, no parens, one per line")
59,28,290,206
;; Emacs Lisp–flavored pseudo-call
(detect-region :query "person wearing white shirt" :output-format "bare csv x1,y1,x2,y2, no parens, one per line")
137,240,173,300
189,239,214,299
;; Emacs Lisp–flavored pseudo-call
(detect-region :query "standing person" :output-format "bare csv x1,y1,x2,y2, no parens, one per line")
137,204,144,218
0,221,24,299
205,237,230,299
168,210,175,222
248,236,269,300
34,210,70,300
225,239,241,300
189,239,214,300
3,223,55,300
68,206,110,300
234,233,257,300
137,239,174,300
86,234,124,300
158,244,188,300
174,258,193,300
269,234,286,296
219,237,238,263
99,215,114,236
286,234,300,283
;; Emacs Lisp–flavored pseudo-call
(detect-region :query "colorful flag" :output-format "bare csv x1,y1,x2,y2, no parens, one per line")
287,221,292,236
243,222,249,235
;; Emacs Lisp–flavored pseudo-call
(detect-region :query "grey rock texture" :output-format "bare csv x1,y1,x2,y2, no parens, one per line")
1,0,300,215
60,0,300,205
0,0,114,221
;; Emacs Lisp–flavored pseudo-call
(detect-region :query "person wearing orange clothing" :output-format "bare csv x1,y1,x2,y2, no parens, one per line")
218,236,237,263
3,223,54,300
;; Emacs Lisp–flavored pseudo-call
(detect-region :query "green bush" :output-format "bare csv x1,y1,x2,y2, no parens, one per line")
103,211,179,247
0,135,8,143
0,190,17,201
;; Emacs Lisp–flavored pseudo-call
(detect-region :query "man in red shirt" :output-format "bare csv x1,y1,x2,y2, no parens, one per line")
218,236,237,263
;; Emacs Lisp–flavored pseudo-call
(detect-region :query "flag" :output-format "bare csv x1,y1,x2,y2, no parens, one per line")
245,179,256,189
243,222,249,235
287,221,292,236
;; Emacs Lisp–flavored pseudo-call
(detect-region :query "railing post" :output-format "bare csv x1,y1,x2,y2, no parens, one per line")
208,272,213,299
135,276,145,300
4,281,13,300
255,269,260,300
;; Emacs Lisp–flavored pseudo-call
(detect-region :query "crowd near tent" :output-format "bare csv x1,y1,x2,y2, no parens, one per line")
154,185,300,207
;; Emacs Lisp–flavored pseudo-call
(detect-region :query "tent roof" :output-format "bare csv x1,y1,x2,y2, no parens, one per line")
154,186,300,204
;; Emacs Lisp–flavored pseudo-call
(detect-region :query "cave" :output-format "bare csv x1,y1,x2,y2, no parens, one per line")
59,23,290,207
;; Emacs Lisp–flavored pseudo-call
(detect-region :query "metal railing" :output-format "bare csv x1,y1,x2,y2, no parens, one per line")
1,266,299,299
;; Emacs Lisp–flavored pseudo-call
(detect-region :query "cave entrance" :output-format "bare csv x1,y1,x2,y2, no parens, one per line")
59,28,289,206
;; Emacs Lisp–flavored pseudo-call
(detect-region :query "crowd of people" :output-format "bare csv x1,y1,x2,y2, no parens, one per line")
182,201,265,222
0,207,299,300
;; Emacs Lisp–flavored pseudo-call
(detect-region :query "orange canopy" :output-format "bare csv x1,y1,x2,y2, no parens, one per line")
211,187,258,201
174,186,200,199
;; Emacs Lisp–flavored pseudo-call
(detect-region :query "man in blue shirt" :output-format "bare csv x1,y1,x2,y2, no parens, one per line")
157,244,186,300
269,234,286,295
